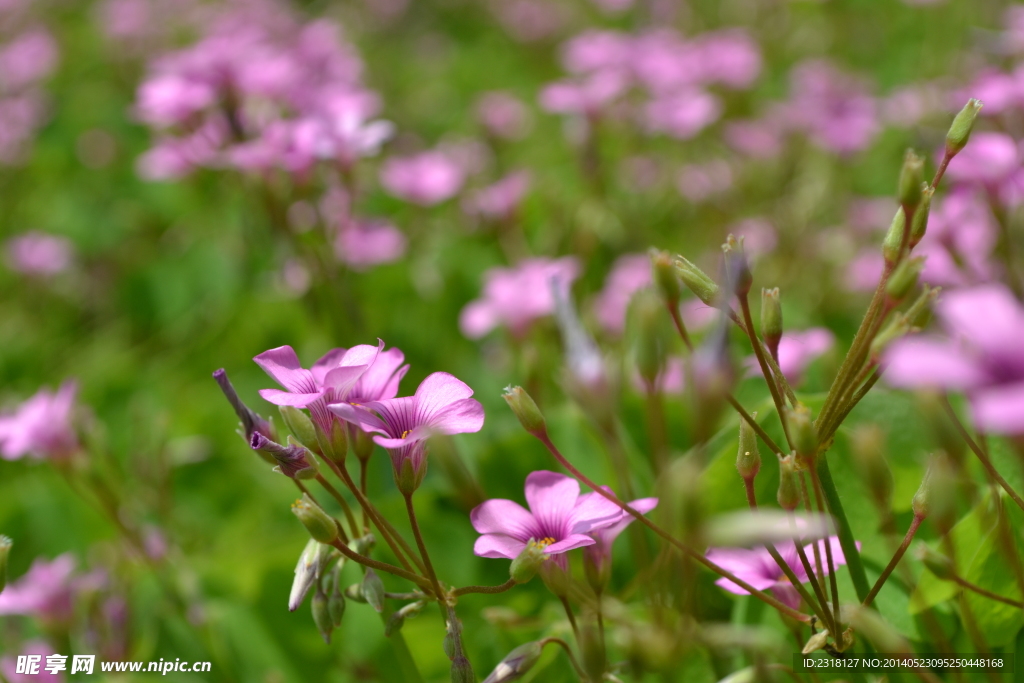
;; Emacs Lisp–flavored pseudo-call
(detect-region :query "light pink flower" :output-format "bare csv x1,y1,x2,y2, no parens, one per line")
561,30,632,74
743,328,834,384
539,69,629,116
476,91,532,140
729,218,777,260
593,253,651,335
1,641,64,682
5,232,72,276
335,219,406,270
916,190,999,286
379,151,465,206
706,536,851,609
884,285,1024,434
0,554,104,624
644,89,721,139
584,493,657,574
724,118,785,159
0,28,58,91
785,60,879,155
463,171,531,220
460,257,581,339
471,470,624,561
943,132,1019,186
677,160,733,203
0,381,78,460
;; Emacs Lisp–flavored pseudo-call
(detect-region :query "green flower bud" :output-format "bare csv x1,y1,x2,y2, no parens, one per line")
786,403,817,461
279,406,319,452
509,539,549,584
916,456,958,532
482,641,544,683
633,289,667,388
917,545,955,581
312,589,333,643
673,256,720,306
291,494,339,544
502,386,547,438
328,588,346,627
736,412,761,481
650,249,681,307
538,557,571,598
882,207,907,266
909,186,934,248
344,583,367,603
352,426,375,461
945,98,983,157
777,455,801,511
760,288,782,361
451,656,475,683
0,535,11,596
898,149,925,211
885,256,925,302
723,235,753,297
316,418,348,464
362,568,385,613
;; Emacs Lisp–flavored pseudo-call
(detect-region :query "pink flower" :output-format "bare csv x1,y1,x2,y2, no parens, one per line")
135,74,217,127
916,190,999,286
884,285,1024,434
379,151,465,206
0,381,78,460
463,171,531,220
943,132,1019,186
584,494,657,576
694,29,762,89
475,91,532,140
254,341,403,435
785,60,879,155
5,232,72,276
539,69,629,117
677,160,733,203
743,329,834,383
706,536,849,609
845,250,884,292
593,253,651,335
560,30,633,74
460,256,581,339
0,554,104,624
470,470,624,561
1,641,64,682
335,219,406,270
0,28,59,91
329,372,484,492
724,118,784,159
730,218,777,261
643,89,721,139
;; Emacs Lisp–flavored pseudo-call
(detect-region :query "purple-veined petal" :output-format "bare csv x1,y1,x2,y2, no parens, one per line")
470,499,539,539
545,533,597,555
328,402,389,433
569,490,626,534
351,347,408,402
339,341,384,368
474,533,527,559
421,397,485,436
311,348,347,385
524,470,580,538
322,365,373,399
413,372,476,424
586,496,658,542
255,346,320,394
971,381,1024,434
258,388,324,407
883,338,987,390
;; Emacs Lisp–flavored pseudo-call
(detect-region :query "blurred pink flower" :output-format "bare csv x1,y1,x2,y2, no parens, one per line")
471,470,624,561
694,29,762,89
744,328,834,383
884,284,1024,434
593,253,651,335
460,257,580,339
0,554,103,624
706,536,850,609
380,150,465,206
489,0,567,43
644,89,721,139
0,93,47,164
724,118,784,159
786,60,879,155
0,28,58,91
135,73,217,127
476,91,532,140
845,249,884,292
0,381,78,461
943,132,1019,186
335,219,406,270
5,231,72,276
729,218,777,260
916,190,999,286
539,69,629,116
561,30,632,74
463,171,531,220
1,641,64,682
677,160,733,203
584,492,657,575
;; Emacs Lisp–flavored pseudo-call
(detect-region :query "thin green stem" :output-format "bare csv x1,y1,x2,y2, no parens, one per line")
559,595,581,642
864,514,922,608
740,294,792,447
941,396,1024,512
404,493,447,609
452,578,517,597
315,474,361,541
815,458,871,602
728,396,786,457
327,538,432,593
541,637,588,681
809,467,841,632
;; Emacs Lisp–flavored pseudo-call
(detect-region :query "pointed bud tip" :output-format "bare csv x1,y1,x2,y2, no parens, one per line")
502,386,547,438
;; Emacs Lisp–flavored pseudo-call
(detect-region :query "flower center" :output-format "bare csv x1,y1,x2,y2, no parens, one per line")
401,430,410,439
536,537,556,548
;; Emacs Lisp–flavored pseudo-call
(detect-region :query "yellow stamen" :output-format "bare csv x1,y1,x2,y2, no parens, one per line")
537,537,556,548
401,430,410,438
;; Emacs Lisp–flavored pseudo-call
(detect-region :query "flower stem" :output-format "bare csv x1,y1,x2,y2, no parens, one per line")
327,538,433,593
559,595,581,641
815,458,871,602
451,578,517,597
864,514,923,608
536,433,810,622
403,493,447,610
314,474,361,540
941,396,1024,512
541,637,588,681
808,467,842,633
740,293,792,448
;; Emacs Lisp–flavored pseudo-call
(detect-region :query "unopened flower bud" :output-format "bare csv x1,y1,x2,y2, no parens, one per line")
344,584,367,603
291,494,339,544
909,186,933,248
394,455,425,496
510,539,549,584
723,235,753,297
289,539,334,612
898,149,925,211
945,98,983,157
650,249,681,307
885,256,925,303
212,368,275,448
760,288,782,361
0,535,10,595
673,256,720,306
280,406,319,452
252,433,318,480
777,455,801,511
539,558,571,598
786,403,817,461
451,656,475,683
482,641,543,683
882,208,907,266
362,568,385,613
317,418,348,464
906,285,938,329
328,583,346,627
736,413,761,481
351,426,375,461
312,589,333,643
869,314,911,360
633,289,667,388
503,386,547,438
917,545,955,581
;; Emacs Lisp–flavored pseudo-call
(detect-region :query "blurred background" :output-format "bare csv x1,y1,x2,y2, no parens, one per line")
0,0,1022,680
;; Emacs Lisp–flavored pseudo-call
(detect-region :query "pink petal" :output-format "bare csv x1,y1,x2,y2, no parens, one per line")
310,348,347,385
524,470,580,536
413,372,476,423
545,533,597,554
470,499,539,538
474,533,526,559
328,402,389,433
883,338,987,390
258,388,324,407
938,285,1024,359
421,397,485,436
970,381,1024,434
569,490,626,534
591,496,658,544
254,346,317,393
